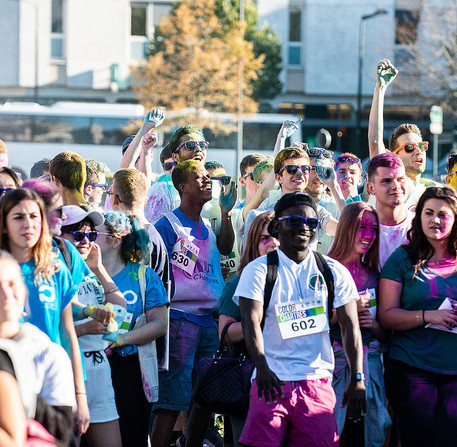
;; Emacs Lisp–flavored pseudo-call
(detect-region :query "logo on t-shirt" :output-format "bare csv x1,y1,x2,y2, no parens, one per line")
123,290,138,306
38,284,56,307
309,274,325,291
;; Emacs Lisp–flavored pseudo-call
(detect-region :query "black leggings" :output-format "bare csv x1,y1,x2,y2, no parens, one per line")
109,352,152,447
384,357,457,447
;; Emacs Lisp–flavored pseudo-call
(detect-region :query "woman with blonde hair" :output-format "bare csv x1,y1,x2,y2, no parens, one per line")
327,201,390,447
0,188,90,437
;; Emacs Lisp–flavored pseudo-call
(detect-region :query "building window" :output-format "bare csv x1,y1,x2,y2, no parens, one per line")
289,10,301,42
131,3,147,36
288,9,302,66
395,9,420,45
51,0,65,59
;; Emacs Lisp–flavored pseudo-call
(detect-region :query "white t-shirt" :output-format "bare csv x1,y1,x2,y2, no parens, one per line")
234,249,358,381
379,211,414,268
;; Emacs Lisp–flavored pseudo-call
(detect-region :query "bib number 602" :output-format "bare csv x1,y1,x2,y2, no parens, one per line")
291,319,316,332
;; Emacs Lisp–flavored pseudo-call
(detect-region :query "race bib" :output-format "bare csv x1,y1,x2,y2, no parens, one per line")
170,238,200,275
366,288,377,319
275,300,329,339
220,250,239,275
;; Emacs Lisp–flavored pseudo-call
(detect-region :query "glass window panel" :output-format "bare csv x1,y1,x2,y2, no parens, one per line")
51,37,64,59
288,47,301,65
131,5,147,36
52,0,63,33
289,10,301,42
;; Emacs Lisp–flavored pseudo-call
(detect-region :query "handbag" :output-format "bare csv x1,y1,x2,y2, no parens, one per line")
134,264,159,403
192,322,254,416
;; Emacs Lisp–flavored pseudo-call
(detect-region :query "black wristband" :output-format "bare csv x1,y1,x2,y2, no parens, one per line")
422,310,426,325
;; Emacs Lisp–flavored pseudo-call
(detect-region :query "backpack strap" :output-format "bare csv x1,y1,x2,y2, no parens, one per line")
138,264,148,312
260,250,279,331
53,236,72,270
313,251,334,322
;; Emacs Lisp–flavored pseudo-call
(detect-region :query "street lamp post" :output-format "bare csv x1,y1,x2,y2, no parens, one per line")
356,9,387,153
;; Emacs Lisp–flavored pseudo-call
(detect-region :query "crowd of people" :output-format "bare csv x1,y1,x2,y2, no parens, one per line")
0,58,457,447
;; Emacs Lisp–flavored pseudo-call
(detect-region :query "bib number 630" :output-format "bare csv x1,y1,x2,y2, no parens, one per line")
171,251,189,267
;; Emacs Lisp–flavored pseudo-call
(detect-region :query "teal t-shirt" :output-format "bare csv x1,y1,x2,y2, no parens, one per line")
21,258,78,345
331,271,378,344
219,275,241,321
381,247,457,374
112,261,169,357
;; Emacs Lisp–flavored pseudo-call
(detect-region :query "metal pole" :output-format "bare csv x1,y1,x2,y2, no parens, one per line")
433,133,438,179
356,19,365,153
34,1,39,103
236,0,244,178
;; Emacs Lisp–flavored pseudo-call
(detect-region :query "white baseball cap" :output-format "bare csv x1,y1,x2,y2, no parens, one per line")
62,205,104,227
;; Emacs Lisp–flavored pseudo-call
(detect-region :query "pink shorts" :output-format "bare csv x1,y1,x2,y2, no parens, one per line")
239,377,338,447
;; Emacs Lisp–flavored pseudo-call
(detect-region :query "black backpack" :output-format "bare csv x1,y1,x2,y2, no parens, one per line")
260,250,334,330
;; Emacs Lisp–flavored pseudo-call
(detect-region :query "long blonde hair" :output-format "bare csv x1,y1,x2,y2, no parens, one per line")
327,202,380,273
0,189,56,284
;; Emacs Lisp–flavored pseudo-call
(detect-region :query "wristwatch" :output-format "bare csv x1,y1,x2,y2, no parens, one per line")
351,372,365,381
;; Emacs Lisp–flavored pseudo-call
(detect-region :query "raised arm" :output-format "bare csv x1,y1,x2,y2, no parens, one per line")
120,108,165,169
273,119,301,155
217,181,237,256
368,59,398,158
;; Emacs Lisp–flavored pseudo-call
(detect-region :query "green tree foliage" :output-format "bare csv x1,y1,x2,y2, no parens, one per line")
143,0,282,111
214,0,282,102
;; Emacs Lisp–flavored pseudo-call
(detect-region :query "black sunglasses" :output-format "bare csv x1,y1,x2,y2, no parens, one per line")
306,148,334,159
242,172,254,181
162,161,176,171
278,164,311,176
277,215,319,230
210,175,231,186
50,206,64,219
336,156,361,165
175,140,209,152
65,230,98,243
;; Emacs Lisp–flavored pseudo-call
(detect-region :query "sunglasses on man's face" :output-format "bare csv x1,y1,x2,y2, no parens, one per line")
0,187,13,196
162,161,176,171
65,230,98,243
277,215,319,230
307,148,334,159
278,164,311,176
393,141,429,154
336,156,361,165
242,172,254,181
49,206,64,219
210,175,231,186
175,140,209,152
89,183,108,192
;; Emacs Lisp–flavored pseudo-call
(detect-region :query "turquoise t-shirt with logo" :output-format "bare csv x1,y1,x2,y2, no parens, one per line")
112,261,169,357
21,258,78,346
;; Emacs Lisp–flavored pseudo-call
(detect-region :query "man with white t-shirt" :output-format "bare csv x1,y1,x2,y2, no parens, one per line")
366,153,414,267
235,192,365,447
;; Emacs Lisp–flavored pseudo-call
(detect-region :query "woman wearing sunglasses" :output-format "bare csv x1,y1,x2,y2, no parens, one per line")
0,166,21,196
96,211,168,447
0,188,90,437
61,205,126,447
327,202,390,447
